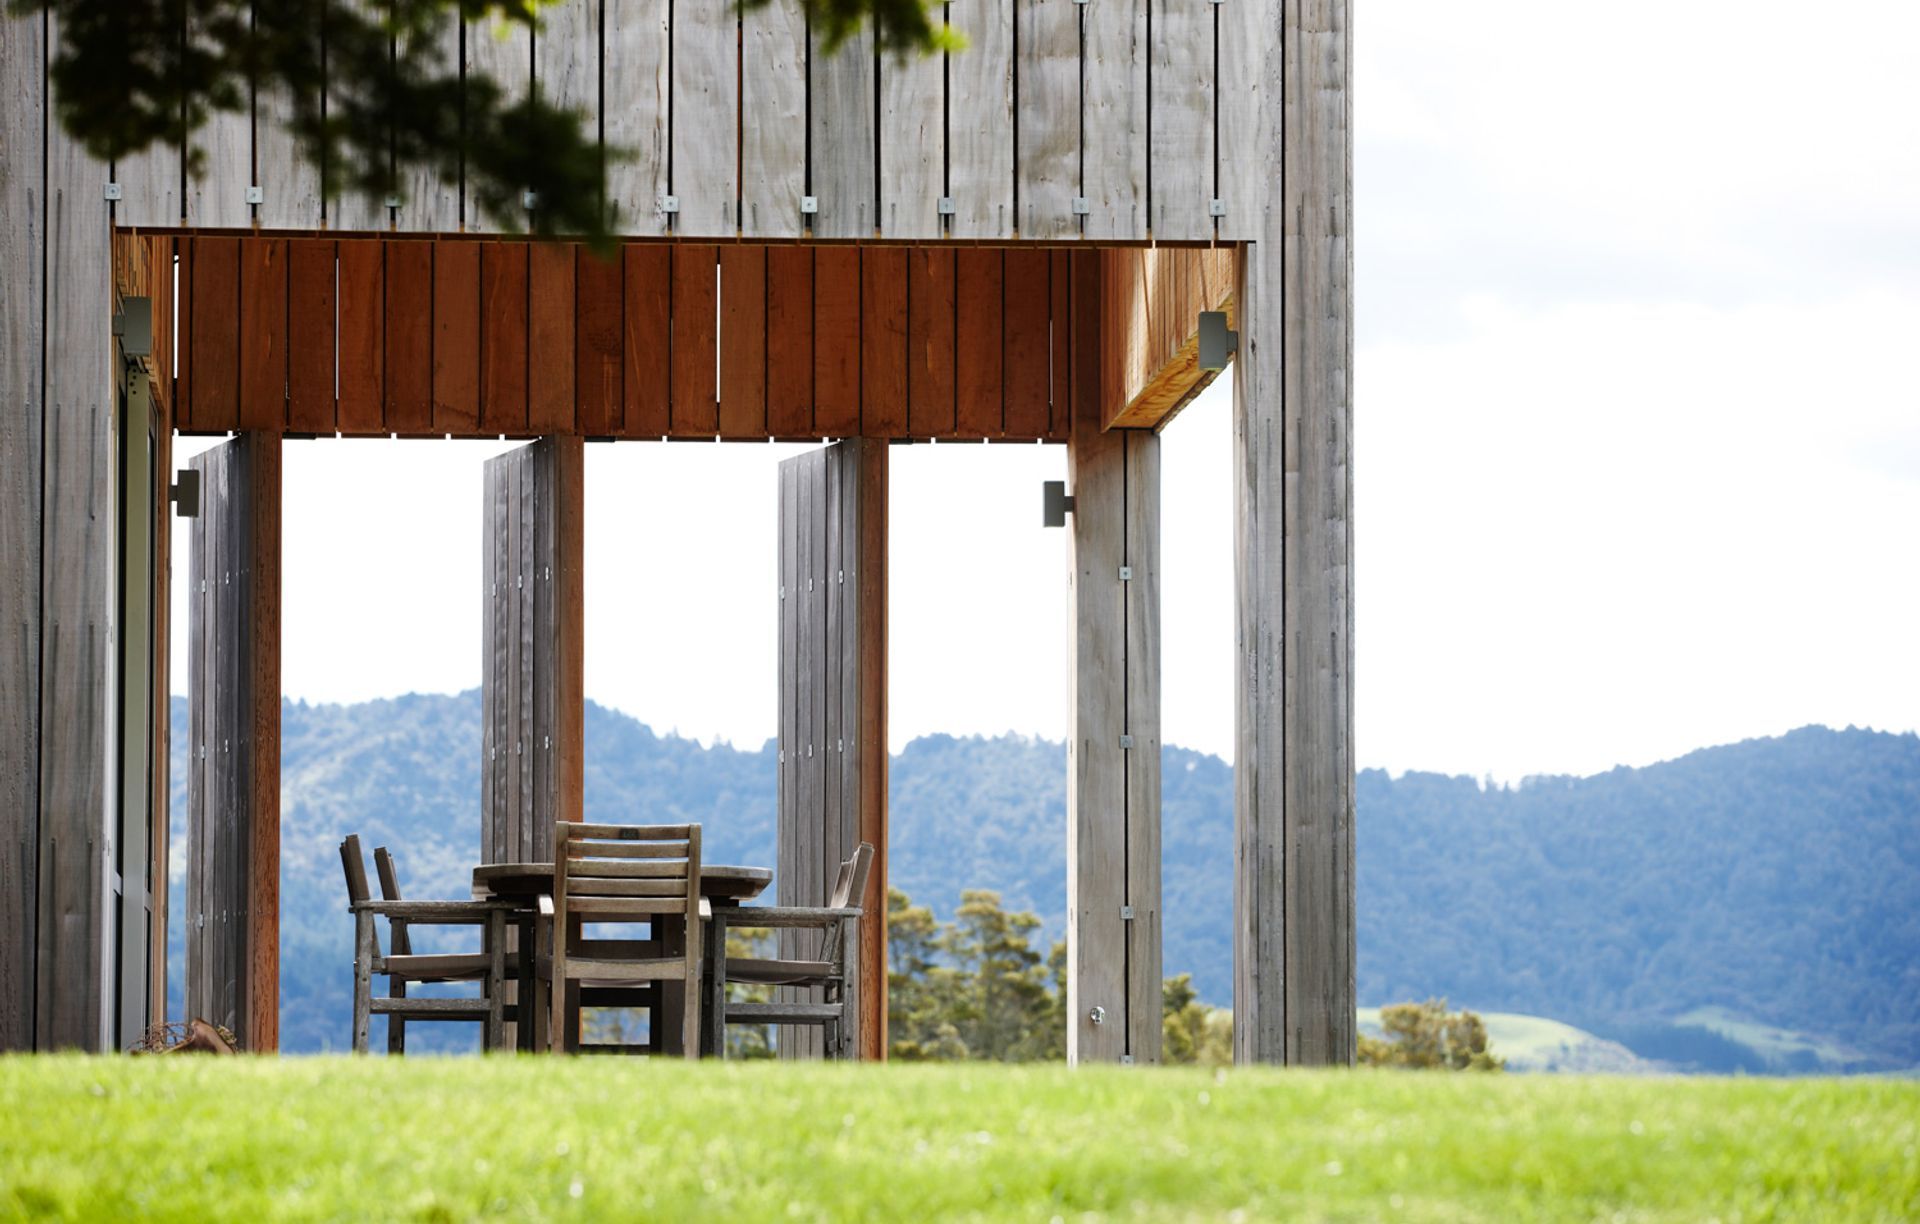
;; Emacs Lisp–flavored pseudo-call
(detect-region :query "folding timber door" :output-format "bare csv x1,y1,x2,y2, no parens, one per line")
776,439,887,1059
479,437,583,865
184,433,280,1050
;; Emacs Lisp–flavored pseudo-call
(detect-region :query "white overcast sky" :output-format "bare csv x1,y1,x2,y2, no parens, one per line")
172,0,1920,782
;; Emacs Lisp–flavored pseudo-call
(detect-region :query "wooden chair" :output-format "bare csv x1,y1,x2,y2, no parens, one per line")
719,842,874,1059
546,821,706,1058
340,834,524,1053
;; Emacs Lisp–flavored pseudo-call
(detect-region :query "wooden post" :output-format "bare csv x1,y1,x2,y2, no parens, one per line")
1067,254,1163,1066
1233,0,1356,1066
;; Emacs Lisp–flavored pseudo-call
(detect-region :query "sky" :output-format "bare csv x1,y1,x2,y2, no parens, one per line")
171,0,1920,782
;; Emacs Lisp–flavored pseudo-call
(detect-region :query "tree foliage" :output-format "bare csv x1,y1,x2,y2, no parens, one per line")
17,0,950,241
1359,999,1503,1072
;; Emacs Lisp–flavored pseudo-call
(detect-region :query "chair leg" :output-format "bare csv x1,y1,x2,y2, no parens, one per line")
549,969,565,1054
824,1018,840,1062
353,910,374,1054
387,979,407,1055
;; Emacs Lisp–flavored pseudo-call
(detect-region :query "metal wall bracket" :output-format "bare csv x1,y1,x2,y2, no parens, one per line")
1071,196,1091,216
660,195,681,214
1120,905,1135,920
522,189,540,210
1119,565,1133,581
103,183,122,202
245,185,264,205
1208,198,1227,217
937,196,956,216
1119,734,1134,749
801,196,819,215
384,193,403,209
1120,1054,1135,1065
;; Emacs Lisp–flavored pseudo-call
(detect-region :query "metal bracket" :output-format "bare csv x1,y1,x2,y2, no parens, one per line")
1120,1054,1135,1065
522,189,540,210
660,195,681,214
801,196,819,215
1071,196,1091,216
245,185,264,205
1120,905,1135,920
103,183,122,202
384,193,403,209
937,196,956,216
1119,565,1132,581
1088,1006,1106,1026
1119,735,1134,749
1209,198,1227,218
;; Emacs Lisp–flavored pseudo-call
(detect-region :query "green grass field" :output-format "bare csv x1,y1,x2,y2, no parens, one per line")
2,1058,1916,1222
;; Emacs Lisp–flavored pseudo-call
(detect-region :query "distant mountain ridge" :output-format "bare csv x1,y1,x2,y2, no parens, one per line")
167,696,1920,1068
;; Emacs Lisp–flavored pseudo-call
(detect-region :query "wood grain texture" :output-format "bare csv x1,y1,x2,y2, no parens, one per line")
190,237,241,430
1014,0,1077,238
528,241,576,433
855,440,888,1059
669,244,718,434
949,0,1014,238
878,41,943,238
286,239,337,433
255,3,325,233
671,0,738,236
1002,247,1051,438
813,248,861,436
1123,429,1162,1064
859,247,908,436
575,248,623,434
1049,249,1072,438
189,1,253,231
1150,0,1214,240
1215,0,1273,242
336,240,386,433
954,248,1003,437
767,246,816,437
240,239,289,432
432,240,482,432
719,245,768,438
466,12,532,231
1101,246,1234,430
482,241,531,433
327,0,392,233
906,247,955,437
111,0,182,230
1082,0,1146,240
603,0,671,236
811,28,876,238
741,0,806,238
393,14,461,232
245,434,282,1052
621,243,671,436
384,240,434,431
0,8,42,1050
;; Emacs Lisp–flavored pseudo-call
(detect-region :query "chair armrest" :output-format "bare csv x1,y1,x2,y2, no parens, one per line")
350,899,520,920
722,906,860,929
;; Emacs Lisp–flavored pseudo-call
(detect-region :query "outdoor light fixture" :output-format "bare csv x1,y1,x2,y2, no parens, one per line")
1198,310,1238,371
171,469,201,518
1043,480,1075,528
112,297,152,358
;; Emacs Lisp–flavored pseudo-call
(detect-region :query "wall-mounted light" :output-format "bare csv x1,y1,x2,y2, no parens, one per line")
1042,480,1075,528
1198,310,1238,371
171,469,201,518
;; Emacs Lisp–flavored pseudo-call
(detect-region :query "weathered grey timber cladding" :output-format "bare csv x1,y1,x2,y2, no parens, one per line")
184,434,281,1051
96,1,1263,243
776,440,887,1059
480,438,585,867
1233,0,1355,1065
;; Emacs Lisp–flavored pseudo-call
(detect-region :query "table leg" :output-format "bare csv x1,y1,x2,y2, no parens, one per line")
658,916,686,1057
485,909,506,1052
353,909,374,1054
704,907,729,1058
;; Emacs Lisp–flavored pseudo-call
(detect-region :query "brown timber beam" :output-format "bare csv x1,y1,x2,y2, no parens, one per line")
1100,246,1237,432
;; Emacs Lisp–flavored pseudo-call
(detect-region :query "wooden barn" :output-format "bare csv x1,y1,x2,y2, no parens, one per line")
0,0,1351,1063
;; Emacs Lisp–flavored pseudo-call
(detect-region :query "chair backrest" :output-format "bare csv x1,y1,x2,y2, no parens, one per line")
337,834,382,958
822,842,877,964
552,821,702,928
372,846,412,956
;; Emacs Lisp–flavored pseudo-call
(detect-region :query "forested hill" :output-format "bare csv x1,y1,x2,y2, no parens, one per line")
169,696,1919,1068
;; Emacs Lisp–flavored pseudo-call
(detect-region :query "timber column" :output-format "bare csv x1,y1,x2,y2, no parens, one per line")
1233,0,1356,1065
1067,250,1163,1065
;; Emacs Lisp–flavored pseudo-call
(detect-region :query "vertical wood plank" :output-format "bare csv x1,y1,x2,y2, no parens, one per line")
621,244,671,436
859,248,908,437
672,0,739,236
855,440,889,1059
240,239,290,431
336,240,386,434
811,28,875,238
0,9,44,1049
1081,0,1147,239
603,0,672,236
175,238,196,427
813,248,861,435
1002,247,1051,437
327,0,393,233
669,244,718,435
505,451,527,856
948,0,1014,238
481,453,502,862
466,12,532,231
878,42,944,238
111,0,182,229
287,240,337,433
719,245,768,438
246,435,282,1052
906,247,955,438
1015,0,1078,238
576,249,624,434
433,241,482,433
1215,0,1271,243
741,0,806,238
384,241,434,432
1049,249,1073,439
1123,431,1162,1063
552,436,585,839
190,237,242,431
393,13,462,232
528,242,576,434
255,0,325,231
766,247,815,437
1150,0,1215,240
189,1,253,230
954,248,1003,437
481,242,531,434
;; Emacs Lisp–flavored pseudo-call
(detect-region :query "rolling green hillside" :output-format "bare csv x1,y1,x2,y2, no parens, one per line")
167,696,1920,1068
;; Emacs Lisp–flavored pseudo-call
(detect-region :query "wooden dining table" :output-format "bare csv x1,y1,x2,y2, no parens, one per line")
470,861,772,1056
